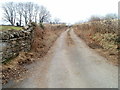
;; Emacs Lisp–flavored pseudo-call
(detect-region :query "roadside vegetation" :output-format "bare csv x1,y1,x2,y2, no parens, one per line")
1,1,67,85
2,23,67,85
73,14,119,65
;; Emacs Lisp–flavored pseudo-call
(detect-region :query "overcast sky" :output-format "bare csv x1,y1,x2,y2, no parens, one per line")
0,0,119,24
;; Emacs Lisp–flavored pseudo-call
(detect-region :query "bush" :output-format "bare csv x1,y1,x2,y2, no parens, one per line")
40,23,44,29
92,33,118,52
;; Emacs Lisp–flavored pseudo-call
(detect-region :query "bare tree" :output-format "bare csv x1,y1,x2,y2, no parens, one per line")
39,6,51,24
33,4,39,23
2,2,16,25
104,13,118,20
23,2,38,25
22,3,29,25
27,2,34,23
16,3,23,26
2,2,51,26
89,16,101,22
53,18,60,24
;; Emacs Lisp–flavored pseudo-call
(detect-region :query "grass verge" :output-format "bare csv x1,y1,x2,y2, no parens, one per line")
0,25,22,31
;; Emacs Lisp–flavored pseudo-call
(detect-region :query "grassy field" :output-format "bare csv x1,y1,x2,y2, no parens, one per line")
0,25,23,31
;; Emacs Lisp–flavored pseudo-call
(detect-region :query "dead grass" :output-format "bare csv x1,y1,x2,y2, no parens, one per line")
67,30,75,46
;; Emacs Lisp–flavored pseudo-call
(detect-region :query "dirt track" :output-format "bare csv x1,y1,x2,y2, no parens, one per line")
3,29,118,88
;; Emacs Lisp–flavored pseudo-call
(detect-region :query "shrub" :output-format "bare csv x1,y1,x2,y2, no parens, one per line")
40,23,44,29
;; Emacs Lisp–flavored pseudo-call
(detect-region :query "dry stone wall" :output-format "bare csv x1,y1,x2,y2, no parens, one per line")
0,26,34,62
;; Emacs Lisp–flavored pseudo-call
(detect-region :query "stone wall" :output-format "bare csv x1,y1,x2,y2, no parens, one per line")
0,26,34,62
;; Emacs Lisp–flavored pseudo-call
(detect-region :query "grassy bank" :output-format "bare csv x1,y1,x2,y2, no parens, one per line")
0,25,22,31
73,20,118,66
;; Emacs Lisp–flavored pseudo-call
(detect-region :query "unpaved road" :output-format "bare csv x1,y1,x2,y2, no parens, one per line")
3,29,118,88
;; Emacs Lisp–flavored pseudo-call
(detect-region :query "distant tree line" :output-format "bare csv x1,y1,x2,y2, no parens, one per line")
88,13,118,22
76,13,118,34
2,2,51,26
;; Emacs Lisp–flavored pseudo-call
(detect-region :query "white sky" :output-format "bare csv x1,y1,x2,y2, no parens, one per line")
0,0,119,24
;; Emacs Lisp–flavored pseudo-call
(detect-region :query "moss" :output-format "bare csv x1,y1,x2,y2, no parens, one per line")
2,54,19,64
2,58,13,64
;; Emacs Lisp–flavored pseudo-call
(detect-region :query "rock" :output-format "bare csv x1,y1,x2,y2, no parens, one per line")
24,26,29,30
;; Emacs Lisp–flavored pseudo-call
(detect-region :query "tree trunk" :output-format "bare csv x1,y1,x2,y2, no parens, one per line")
19,15,22,26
